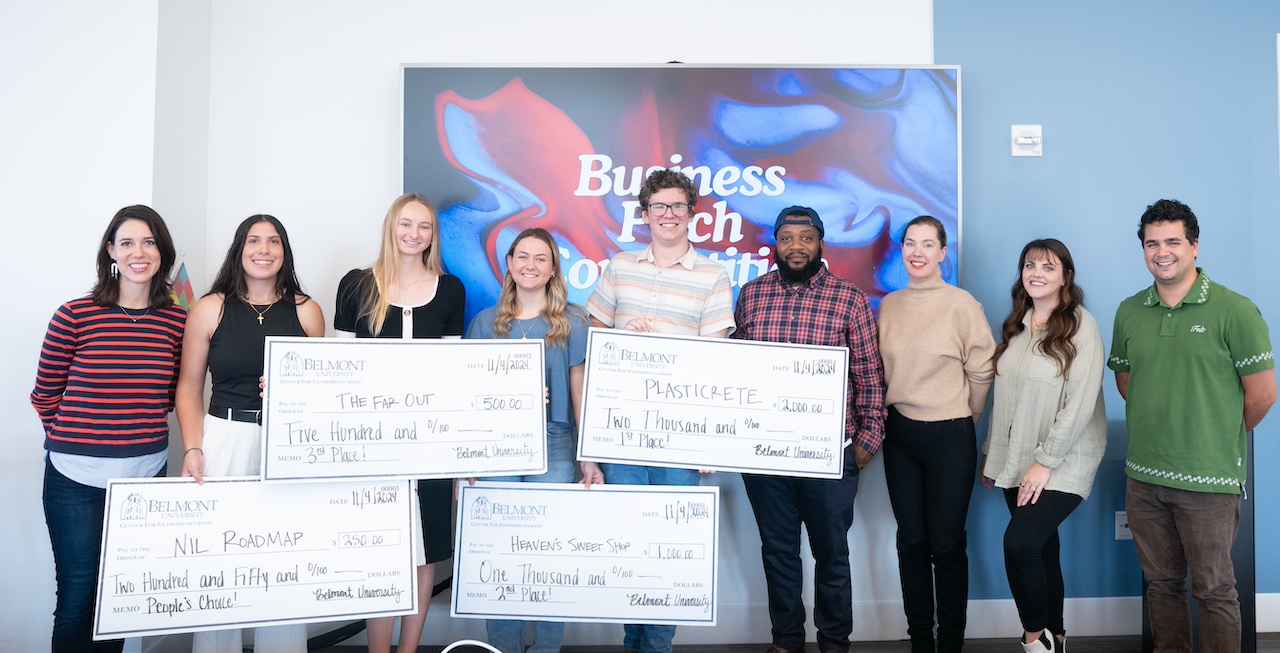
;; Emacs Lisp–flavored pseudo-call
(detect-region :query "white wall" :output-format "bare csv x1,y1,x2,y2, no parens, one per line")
1,2,161,652
153,0,213,476
1,1,932,650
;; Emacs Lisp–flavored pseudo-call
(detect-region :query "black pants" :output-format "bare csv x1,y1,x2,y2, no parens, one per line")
883,406,976,653
1002,488,1081,636
742,450,860,653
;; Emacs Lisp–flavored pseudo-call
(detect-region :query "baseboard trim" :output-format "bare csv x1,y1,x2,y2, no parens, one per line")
1260,593,1280,631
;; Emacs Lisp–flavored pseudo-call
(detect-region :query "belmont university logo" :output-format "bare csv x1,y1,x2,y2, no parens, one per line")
120,493,149,521
596,341,677,370
276,351,367,378
470,496,492,520
599,342,620,366
469,496,550,522
279,351,303,377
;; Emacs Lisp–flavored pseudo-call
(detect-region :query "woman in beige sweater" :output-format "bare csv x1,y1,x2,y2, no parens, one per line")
980,239,1106,653
878,215,995,653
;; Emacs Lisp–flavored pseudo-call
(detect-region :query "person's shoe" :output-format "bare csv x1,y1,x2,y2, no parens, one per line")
766,646,804,653
1053,634,1065,653
1021,631,1055,653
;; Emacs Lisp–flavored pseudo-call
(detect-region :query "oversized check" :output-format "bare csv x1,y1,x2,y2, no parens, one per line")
579,329,849,478
452,483,718,625
262,337,546,480
94,477,415,639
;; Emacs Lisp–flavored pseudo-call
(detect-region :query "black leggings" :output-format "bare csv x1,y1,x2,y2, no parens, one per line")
883,406,976,653
1002,487,1081,635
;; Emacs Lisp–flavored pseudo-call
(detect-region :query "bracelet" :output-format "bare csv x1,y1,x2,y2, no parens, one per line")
184,447,202,457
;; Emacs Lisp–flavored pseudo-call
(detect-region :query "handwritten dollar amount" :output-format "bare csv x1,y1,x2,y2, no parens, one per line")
776,397,830,414
335,529,398,548
474,395,532,411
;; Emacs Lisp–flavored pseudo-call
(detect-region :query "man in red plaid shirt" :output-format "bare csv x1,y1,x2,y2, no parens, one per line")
733,206,887,653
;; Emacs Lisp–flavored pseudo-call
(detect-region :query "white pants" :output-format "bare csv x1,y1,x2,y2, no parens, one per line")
192,414,308,653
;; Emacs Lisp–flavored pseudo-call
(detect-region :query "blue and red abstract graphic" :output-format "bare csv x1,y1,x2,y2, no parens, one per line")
404,67,959,322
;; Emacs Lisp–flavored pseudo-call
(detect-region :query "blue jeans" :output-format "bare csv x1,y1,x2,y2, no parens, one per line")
486,620,566,653
488,422,575,485
43,457,135,653
598,463,699,487
742,450,861,653
486,423,575,653
619,623,677,653
597,462,699,653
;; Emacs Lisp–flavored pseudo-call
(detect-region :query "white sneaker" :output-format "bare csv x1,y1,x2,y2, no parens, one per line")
1021,631,1055,653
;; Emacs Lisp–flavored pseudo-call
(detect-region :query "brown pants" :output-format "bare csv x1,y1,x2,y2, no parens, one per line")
1126,477,1241,653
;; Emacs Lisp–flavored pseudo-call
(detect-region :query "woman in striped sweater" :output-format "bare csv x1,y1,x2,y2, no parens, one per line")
32,205,186,653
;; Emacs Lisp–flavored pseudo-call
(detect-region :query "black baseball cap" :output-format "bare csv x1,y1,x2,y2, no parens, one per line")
773,206,824,240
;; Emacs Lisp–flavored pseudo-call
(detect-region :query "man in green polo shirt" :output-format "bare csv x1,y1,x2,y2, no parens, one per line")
1108,199,1276,652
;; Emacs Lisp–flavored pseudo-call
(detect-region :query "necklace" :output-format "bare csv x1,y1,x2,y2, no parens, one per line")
516,317,539,339
245,296,279,325
118,305,151,322
403,268,428,287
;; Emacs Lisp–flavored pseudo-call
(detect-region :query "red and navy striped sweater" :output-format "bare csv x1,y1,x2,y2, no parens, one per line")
31,297,186,457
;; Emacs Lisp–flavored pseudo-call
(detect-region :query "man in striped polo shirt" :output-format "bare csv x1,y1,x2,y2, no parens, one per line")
583,168,734,653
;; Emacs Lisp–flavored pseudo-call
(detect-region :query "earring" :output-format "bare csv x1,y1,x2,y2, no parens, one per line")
110,262,119,279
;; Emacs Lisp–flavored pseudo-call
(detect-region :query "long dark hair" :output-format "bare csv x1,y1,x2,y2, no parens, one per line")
205,214,310,302
92,205,176,309
993,238,1084,377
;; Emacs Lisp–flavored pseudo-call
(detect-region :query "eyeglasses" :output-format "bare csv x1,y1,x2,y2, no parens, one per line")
645,203,692,217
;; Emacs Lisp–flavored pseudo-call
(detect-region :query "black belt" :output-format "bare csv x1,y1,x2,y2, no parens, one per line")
208,403,262,425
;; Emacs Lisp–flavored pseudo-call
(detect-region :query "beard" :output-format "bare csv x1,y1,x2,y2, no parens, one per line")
775,246,824,285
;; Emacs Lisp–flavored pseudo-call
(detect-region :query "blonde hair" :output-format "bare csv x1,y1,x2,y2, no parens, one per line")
360,194,443,335
491,228,581,347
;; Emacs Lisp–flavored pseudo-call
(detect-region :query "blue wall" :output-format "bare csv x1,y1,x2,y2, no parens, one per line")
936,0,1280,598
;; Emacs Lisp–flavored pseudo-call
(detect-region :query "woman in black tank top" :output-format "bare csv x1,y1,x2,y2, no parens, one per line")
334,194,463,653
174,214,324,653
